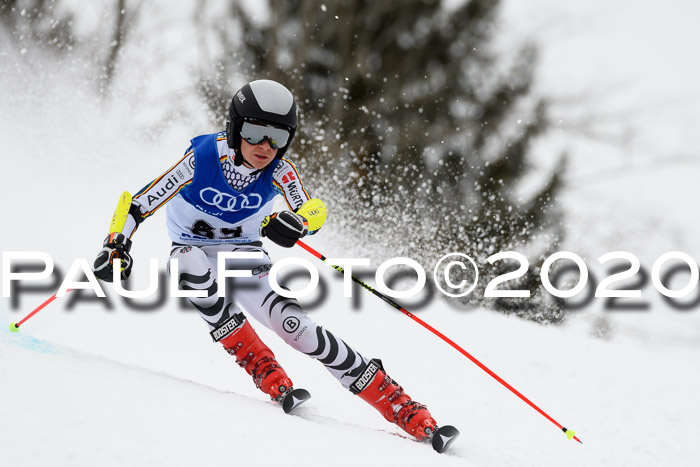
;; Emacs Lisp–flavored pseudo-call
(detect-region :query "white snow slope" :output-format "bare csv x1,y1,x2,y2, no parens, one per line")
2,1,700,466
2,272,699,467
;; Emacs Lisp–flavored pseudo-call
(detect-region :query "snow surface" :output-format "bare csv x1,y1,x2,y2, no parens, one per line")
2,287,699,466
2,1,700,466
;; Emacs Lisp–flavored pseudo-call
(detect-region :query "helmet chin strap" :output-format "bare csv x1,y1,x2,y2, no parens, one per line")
233,149,251,167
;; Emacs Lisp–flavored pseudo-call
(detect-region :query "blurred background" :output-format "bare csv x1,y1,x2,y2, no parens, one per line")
2,0,700,333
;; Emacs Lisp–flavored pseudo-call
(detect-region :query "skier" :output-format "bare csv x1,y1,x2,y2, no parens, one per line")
93,79,441,441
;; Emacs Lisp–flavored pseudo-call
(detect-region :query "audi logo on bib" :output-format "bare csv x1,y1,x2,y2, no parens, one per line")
200,188,263,212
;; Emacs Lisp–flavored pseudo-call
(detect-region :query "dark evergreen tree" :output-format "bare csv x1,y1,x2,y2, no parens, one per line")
197,0,567,322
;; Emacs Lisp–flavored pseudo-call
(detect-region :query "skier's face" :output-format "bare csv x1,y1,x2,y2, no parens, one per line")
240,138,278,170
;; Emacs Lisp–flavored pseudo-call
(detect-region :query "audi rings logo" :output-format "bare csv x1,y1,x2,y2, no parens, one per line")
199,188,262,212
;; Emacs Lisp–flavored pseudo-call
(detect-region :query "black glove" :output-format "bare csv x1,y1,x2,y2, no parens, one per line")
260,211,308,248
93,233,133,281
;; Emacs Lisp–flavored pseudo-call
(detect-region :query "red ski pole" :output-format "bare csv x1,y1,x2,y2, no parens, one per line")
9,191,134,333
296,240,582,444
9,289,72,332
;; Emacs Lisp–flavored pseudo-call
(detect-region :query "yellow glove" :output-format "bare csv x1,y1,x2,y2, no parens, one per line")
295,198,327,234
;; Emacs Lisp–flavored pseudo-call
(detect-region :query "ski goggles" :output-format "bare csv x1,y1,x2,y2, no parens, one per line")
240,120,292,149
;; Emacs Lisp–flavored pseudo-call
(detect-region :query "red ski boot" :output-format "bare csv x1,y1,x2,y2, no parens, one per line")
216,314,294,401
350,359,438,441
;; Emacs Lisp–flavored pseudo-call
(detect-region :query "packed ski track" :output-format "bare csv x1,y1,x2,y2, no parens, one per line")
2,269,699,466
1,325,471,467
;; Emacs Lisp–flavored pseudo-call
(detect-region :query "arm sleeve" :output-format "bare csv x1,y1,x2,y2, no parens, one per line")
272,158,312,211
121,147,196,238
273,158,325,235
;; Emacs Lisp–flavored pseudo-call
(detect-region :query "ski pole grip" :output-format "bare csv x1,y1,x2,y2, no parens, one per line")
110,191,133,234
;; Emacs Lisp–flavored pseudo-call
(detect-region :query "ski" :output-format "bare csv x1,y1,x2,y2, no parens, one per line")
277,387,458,453
429,425,460,454
280,388,311,414
377,424,460,453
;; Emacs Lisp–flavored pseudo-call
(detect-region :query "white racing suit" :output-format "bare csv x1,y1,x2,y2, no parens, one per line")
122,131,369,390
169,243,368,388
